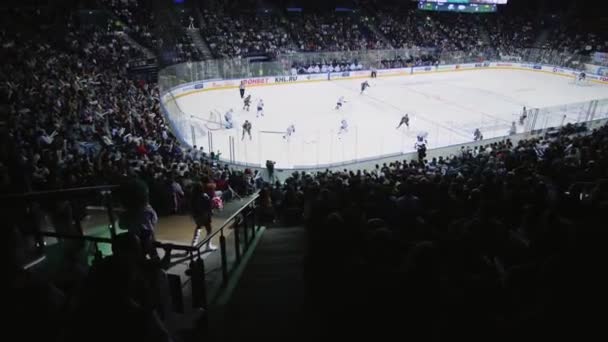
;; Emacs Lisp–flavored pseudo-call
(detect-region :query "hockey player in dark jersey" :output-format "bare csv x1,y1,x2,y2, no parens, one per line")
519,106,527,125
396,113,410,129
243,94,251,111
242,120,252,140
473,128,483,141
578,72,586,82
360,80,371,94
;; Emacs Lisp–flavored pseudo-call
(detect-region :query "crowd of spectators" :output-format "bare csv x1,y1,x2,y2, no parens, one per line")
201,9,294,58
285,13,389,52
95,2,608,66
257,121,606,338
103,0,203,64
1,8,250,213
104,0,159,50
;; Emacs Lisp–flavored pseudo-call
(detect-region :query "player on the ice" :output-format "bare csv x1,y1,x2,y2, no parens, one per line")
519,106,527,125
256,99,264,118
414,131,428,163
224,109,234,129
242,120,252,140
509,121,517,135
283,124,295,140
360,80,371,94
243,94,251,111
396,113,410,129
577,71,586,83
415,131,428,147
335,96,346,110
473,128,483,141
338,119,348,138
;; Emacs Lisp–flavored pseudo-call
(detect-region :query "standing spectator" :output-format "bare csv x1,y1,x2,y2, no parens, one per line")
118,179,159,259
190,182,216,250
188,16,195,30
170,177,184,214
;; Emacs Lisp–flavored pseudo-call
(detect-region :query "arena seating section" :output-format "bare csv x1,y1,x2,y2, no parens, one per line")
2,1,605,340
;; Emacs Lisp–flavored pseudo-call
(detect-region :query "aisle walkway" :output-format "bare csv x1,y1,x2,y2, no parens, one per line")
215,226,308,341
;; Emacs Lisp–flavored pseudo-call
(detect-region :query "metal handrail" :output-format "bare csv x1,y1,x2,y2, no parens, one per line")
37,231,199,252
10,184,263,311
0,185,119,202
194,191,259,250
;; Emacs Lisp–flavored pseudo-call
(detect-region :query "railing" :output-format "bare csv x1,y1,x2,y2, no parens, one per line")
3,185,261,313
188,192,260,308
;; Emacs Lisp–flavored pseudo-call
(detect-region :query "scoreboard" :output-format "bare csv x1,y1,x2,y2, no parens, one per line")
421,0,507,3
418,1,504,13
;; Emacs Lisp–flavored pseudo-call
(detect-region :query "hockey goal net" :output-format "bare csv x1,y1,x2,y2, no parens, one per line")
206,110,223,130
190,110,224,131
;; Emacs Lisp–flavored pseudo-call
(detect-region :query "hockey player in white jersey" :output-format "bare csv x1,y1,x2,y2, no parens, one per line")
415,131,428,148
283,124,295,140
360,80,371,94
335,96,346,110
224,109,234,129
338,119,348,138
256,99,264,118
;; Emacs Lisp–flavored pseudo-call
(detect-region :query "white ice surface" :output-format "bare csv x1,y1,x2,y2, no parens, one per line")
174,69,608,168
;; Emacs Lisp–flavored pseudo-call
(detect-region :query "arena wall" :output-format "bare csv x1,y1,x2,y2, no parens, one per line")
162,61,608,104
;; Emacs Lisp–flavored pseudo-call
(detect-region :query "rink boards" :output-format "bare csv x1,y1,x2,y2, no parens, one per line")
163,61,608,103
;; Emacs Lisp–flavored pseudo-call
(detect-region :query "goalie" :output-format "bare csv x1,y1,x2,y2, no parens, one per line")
224,109,234,129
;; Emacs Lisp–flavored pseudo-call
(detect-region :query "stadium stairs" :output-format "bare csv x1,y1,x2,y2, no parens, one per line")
120,30,157,60
191,6,215,60
356,10,393,48
96,3,157,60
209,225,309,341
533,28,552,49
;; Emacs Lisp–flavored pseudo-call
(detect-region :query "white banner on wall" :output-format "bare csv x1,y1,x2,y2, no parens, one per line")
592,52,608,65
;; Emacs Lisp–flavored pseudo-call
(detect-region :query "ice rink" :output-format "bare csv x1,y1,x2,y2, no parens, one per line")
175,69,608,168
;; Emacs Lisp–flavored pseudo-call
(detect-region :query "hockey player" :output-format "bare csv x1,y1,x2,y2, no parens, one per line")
578,71,586,82
256,99,264,118
473,128,483,141
239,81,246,99
371,67,377,78
243,94,252,111
519,106,527,125
338,119,348,138
360,80,371,94
335,96,346,110
414,131,428,163
415,131,428,147
509,121,517,135
396,113,410,129
224,109,234,129
283,124,295,140
242,120,252,140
